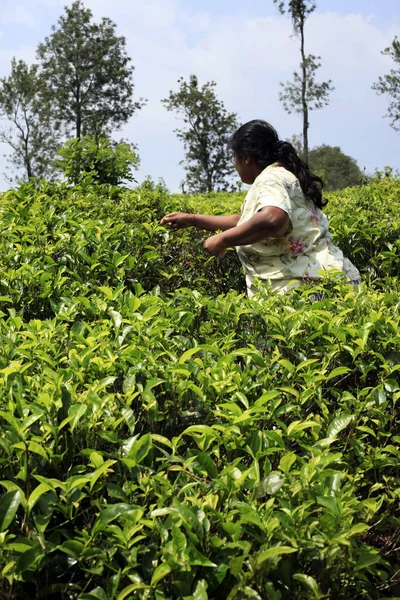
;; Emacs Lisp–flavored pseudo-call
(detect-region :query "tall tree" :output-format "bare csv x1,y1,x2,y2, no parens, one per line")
37,0,145,140
372,37,400,132
0,58,59,182
162,75,238,193
273,0,334,163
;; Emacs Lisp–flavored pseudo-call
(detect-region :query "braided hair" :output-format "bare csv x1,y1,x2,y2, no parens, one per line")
230,119,326,209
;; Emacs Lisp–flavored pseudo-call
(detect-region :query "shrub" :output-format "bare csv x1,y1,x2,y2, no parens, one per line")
55,135,139,186
0,177,399,599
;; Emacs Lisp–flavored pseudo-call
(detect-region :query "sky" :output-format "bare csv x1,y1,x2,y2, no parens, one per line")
0,0,399,191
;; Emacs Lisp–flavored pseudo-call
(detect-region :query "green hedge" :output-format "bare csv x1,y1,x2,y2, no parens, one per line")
0,177,399,599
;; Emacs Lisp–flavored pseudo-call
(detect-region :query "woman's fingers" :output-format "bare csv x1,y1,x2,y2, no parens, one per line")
160,212,177,225
160,212,190,231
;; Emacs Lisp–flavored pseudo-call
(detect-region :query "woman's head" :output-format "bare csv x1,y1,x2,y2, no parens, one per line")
230,120,279,170
230,120,326,209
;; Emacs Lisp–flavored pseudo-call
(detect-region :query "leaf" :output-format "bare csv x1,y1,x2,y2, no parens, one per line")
27,482,57,513
151,434,173,449
384,378,399,392
196,452,218,478
354,550,382,570
172,524,187,556
142,305,161,321
181,425,220,440
293,574,321,598
179,346,203,364
117,584,148,600
257,546,297,565
28,441,48,459
279,452,296,474
121,407,135,433
110,310,122,329
80,588,108,600
192,580,208,600
90,452,104,469
126,434,153,466
254,391,280,407
256,473,285,498
326,366,351,380
287,420,319,437
347,523,370,536
90,460,117,490
0,490,23,532
326,415,354,439
278,359,295,374
16,543,43,574
92,503,142,536
151,562,172,586
68,404,88,431
296,359,319,371
58,540,84,558
187,545,217,567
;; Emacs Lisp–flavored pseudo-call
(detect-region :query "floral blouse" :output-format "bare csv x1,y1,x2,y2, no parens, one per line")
236,163,360,295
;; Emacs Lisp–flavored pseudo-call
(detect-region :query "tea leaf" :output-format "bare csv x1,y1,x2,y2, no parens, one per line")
326,415,354,439
257,546,296,565
0,490,23,532
151,562,172,586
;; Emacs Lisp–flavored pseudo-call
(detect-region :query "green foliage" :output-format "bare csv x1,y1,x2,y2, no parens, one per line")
273,1,334,162
0,58,59,182
279,54,334,117
273,0,316,30
162,74,239,193
308,145,365,190
0,177,399,598
37,0,145,140
55,136,139,186
372,36,400,132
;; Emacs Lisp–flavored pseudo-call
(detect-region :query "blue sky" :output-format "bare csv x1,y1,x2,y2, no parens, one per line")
0,0,399,190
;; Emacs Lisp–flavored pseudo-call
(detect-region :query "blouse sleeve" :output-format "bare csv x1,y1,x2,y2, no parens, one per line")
253,175,293,221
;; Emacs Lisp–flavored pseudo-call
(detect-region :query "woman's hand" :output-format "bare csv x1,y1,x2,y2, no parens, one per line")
203,234,227,257
160,212,194,231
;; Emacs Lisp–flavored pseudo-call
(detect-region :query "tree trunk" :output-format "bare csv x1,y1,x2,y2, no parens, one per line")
300,14,309,163
76,82,81,140
207,170,213,193
76,111,81,141
24,121,33,179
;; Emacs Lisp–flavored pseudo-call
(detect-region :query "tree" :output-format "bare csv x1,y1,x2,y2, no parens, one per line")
273,0,334,163
372,37,400,132
37,0,145,140
0,58,59,182
308,144,364,190
162,75,239,193
55,135,139,186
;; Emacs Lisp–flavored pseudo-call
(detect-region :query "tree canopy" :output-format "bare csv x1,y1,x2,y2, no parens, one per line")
0,58,59,181
308,144,364,191
37,0,145,140
162,75,239,193
372,37,400,132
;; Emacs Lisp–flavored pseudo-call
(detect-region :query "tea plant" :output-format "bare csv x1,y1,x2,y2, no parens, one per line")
0,177,399,599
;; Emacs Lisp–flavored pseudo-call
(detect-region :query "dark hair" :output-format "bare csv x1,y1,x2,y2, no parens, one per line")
229,119,326,209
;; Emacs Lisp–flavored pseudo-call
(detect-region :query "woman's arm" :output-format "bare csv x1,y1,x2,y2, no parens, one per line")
193,214,241,231
203,207,291,256
161,212,240,232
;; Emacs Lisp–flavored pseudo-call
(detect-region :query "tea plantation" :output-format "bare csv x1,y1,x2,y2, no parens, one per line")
0,177,399,599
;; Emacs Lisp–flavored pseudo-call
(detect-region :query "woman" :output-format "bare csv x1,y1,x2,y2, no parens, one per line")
161,120,360,296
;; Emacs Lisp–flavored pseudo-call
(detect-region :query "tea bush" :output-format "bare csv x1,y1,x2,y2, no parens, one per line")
0,177,399,599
